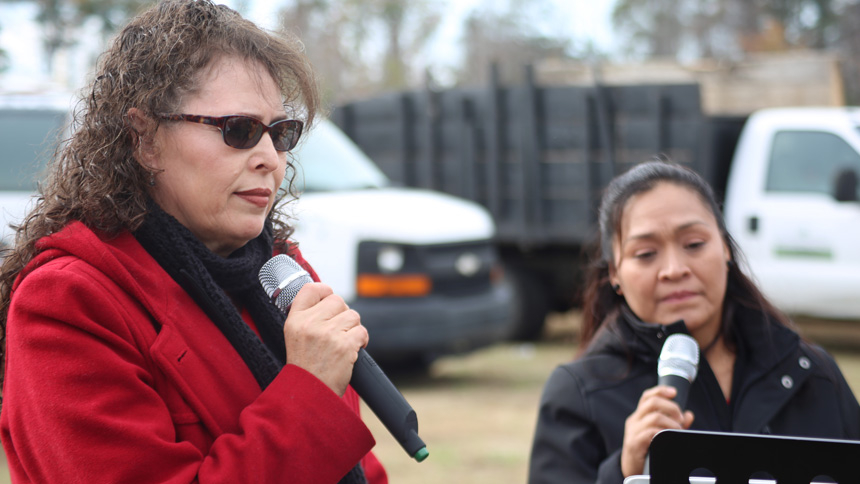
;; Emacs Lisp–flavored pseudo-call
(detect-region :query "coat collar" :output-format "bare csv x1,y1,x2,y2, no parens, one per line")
589,302,800,368
586,304,690,363
590,301,810,433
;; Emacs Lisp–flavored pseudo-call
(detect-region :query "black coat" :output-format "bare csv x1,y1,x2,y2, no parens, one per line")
528,305,860,484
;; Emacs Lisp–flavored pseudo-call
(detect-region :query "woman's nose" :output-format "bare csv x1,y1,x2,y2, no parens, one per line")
251,134,283,172
658,248,690,280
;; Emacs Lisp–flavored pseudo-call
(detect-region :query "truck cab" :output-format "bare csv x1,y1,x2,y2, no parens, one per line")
723,107,860,319
285,120,516,366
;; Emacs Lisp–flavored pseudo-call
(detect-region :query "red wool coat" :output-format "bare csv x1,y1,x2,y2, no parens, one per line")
1,221,387,484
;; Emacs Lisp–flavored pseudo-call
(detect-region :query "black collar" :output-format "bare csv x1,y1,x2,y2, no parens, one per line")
589,302,799,372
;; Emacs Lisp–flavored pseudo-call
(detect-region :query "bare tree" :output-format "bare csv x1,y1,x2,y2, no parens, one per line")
834,1,860,103
16,0,152,77
456,2,572,87
613,0,686,58
611,0,841,60
279,0,441,104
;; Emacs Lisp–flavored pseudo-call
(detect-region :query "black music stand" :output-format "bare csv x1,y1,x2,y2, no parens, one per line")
647,429,860,484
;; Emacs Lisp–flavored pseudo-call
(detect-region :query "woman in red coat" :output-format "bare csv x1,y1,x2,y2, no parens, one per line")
0,1,386,483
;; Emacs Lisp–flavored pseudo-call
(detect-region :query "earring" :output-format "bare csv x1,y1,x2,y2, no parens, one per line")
611,283,621,293
149,173,156,187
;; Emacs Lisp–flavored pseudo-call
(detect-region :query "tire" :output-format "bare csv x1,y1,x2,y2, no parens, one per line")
377,354,435,376
506,266,550,341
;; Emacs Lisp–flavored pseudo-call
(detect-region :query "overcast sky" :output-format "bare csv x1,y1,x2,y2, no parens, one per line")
221,0,617,58
0,0,617,92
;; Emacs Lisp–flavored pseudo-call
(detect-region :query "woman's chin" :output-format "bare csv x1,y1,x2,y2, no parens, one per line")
211,226,266,256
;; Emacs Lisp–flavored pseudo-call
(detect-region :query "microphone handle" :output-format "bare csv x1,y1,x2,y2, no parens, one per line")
351,348,428,462
658,374,691,409
645,373,693,475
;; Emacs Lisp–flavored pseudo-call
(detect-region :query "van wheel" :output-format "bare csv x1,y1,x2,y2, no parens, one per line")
507,267,550,341
378,354,435,376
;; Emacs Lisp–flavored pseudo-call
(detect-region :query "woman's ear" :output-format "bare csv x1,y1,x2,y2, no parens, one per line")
723,241,732,267
608,265,622,295
126,107,158,169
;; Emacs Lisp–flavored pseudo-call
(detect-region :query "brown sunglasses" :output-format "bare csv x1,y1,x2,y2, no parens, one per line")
158,113,304,152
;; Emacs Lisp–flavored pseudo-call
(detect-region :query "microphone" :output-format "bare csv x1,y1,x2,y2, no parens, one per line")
657,333,700,409
643,333,701,476
259,254,429,462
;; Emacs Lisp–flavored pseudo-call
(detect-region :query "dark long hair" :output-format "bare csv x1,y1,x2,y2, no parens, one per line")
0,0,320,385
578,160,791,353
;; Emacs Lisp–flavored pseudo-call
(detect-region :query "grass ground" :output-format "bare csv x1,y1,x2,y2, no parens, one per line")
1,311,859,483
364,312,860,483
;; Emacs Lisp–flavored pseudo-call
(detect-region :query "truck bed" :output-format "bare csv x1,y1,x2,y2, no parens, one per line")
332,73,746,248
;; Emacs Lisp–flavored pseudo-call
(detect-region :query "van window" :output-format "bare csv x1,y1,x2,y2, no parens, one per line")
766,130,860,195
291,122,388,192
0,109,66,191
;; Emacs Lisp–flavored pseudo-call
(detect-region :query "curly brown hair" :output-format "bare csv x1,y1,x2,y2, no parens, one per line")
0,0,320,381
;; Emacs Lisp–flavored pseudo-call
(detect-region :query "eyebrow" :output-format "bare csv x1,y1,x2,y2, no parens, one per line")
231,111,289,123
622,220,711,245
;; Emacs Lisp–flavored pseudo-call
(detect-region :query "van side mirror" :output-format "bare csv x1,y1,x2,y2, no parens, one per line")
833,168,859,202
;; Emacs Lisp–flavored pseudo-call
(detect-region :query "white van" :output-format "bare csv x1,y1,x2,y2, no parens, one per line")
0,92,72,250
0,98,516,365
288,121,516,366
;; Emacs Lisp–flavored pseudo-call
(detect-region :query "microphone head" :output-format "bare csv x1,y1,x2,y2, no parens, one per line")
259,254,313,310
657,333,700,383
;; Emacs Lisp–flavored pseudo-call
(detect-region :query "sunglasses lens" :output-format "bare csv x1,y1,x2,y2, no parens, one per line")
223,116,264,149
270,120,301,152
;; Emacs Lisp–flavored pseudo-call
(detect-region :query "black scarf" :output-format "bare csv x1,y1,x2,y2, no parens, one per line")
134,203,367,484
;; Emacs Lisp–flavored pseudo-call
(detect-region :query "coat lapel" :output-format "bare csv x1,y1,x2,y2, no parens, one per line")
102,229,267,439
729,310,809,433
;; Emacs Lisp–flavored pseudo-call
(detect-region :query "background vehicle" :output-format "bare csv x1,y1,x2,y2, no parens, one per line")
0,92,71,252
723,107,860,320
330,74,860,338
287,121,516,367
0,102,516,366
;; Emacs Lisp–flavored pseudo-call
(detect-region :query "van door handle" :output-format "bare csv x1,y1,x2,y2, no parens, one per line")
748,216,759,234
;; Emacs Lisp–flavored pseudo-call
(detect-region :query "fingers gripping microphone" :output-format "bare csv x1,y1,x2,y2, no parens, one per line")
259,254,429,462
644,333,700,476
657,333,700,409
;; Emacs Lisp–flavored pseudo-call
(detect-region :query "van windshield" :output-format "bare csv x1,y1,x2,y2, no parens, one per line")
290,121,389,192
0,109,66,191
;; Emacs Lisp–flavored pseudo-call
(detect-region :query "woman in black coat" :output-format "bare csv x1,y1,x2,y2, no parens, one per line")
528,161,860,484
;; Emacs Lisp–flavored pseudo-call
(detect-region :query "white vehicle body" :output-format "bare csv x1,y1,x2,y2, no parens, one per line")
724,107,860,319
287,121,515,361
291,187,495,300
0,92,72,248
0,103,515,362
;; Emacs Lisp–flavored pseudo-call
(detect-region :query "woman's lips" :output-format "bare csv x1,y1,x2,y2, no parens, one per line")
661,290,698,303
235,188,271,208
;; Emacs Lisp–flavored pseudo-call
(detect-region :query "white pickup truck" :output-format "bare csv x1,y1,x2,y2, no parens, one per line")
0,94,516,367
724,107,860,320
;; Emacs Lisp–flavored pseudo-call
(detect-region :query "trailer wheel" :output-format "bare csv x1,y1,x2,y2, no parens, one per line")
507,267,550,341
